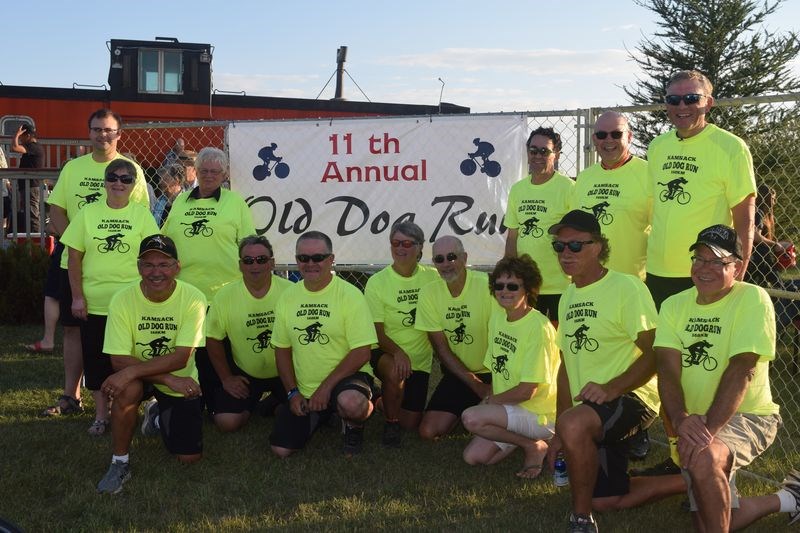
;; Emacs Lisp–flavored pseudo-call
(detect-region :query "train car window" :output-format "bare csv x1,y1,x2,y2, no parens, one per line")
138,49,182,94
1,116,35,137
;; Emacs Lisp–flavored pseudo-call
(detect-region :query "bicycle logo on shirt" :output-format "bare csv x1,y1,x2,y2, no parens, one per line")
181,219,214,237
681,340,718,371
294,322,329,345
658,178,692,204
247,329,273,352
136,336,172,358
76,192,102,208
583,202,614,225
398,308,417,326
491,354,510,379
520,216,544,238
565,324,598,354
94,233,130,253
445,322,473,345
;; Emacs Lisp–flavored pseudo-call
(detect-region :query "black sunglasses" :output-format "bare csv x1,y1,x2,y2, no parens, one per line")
391,239,418,249
433,252,459,264
594,130,625,140
493,282,521,291
296,253,331,263
552,240,594,253
527,146,554,156
241,255,271,265
105,174,135,184
664,93,705,106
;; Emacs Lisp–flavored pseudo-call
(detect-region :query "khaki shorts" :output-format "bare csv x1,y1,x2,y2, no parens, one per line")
494,404,555,452
683,412,781,511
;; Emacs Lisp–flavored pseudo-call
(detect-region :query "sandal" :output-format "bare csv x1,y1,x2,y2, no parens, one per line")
87,419,109,436
42,395,84,417
24,341,54,354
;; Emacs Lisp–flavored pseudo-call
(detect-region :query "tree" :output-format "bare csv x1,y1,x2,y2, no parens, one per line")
624,0,800,147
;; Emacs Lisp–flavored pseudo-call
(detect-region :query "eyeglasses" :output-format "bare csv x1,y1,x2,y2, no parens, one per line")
139,261,177,271
296,253,331,263
690,255,735,268
105,174,134,184
528,146,554,156
391,239,418,249
241,255,272,265
433,252,459,264
552,240,594,253
664,93,706,106
90,127,119,135
198,168,224,176
594,130,625,140
493,282,521,291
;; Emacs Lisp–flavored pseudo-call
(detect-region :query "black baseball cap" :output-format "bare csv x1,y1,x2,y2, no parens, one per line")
548,209,601,235
138,234,178,260
20,124,36,135
689,224,743,259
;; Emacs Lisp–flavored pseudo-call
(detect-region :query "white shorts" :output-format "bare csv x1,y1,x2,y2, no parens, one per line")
494,404,555,452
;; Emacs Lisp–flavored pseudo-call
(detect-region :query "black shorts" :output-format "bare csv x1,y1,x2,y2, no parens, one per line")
80,314,114,390
370,348,431,413
426,367,491,416
645,273,694,311
43,241,63,299
269,372,373,451
536,294,561,321
214,365,285,415
582,393,657,498
153,388,203,456
56,266,81,327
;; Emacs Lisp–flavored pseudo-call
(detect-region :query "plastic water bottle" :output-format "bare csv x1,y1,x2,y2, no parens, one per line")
554,453,569,487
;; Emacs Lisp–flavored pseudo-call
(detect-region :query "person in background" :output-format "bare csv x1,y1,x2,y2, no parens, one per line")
151,165,184,227
179,150,197,191
10,124,45,232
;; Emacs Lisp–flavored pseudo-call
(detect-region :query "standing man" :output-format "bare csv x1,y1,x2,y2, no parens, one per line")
646,70,755,307
42,109,149,418
97,235,207,494
179,150,197,191
415,236,495,440
10,123,45,231
655,225,798,531
572,111,651,279
505,127,575,320
205,235,293,432
269,231,377,457
546,210,683,532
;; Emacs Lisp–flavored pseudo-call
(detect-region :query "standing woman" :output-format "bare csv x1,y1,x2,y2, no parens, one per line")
162,147,256,410
60,159,159,435
364,221,440,446
461,254,560,478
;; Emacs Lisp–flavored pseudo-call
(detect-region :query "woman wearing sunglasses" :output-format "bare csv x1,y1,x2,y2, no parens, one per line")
460,254,559,479
60,159,159,435
363,222,440,447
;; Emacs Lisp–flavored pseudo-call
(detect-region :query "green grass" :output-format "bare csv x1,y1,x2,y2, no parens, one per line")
0,325,795,532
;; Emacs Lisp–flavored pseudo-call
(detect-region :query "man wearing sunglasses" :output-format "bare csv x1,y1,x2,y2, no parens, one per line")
643,69,756,479
415,236,495,440
546,210,685,532
270,231,377,457
572,111,650,280
655,224,797,531
41,109,150,420
504,127,574,321
203,235,293,433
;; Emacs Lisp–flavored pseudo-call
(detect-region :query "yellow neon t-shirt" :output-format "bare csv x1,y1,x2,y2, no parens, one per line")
103,280,207,397
557,270,660,412
655,282,778,416
572,157,651,279
415,269,496,372
60,200,159,315
161,188,256,300
485,307,559,424
272,276,377,398
206,275,294,379
364,264,440,373
646,124,755,277
505,172,575,294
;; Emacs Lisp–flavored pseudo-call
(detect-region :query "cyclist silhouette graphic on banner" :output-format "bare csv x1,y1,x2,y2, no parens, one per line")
253,142,290,181
460,138,501,178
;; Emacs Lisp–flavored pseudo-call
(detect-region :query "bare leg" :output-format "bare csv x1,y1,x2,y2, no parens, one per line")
110,380,143,457
213,412,251,432
419,410,459,440
92,389,110,421
62,325,83,400
556,405,602,516
731,495,781,531
688,440,733,533
592,475,686,512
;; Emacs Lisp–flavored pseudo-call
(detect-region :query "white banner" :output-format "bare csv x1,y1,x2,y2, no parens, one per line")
228,114,527,265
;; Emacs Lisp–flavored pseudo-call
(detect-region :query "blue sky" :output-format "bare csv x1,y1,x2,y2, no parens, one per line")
6,0,799,113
